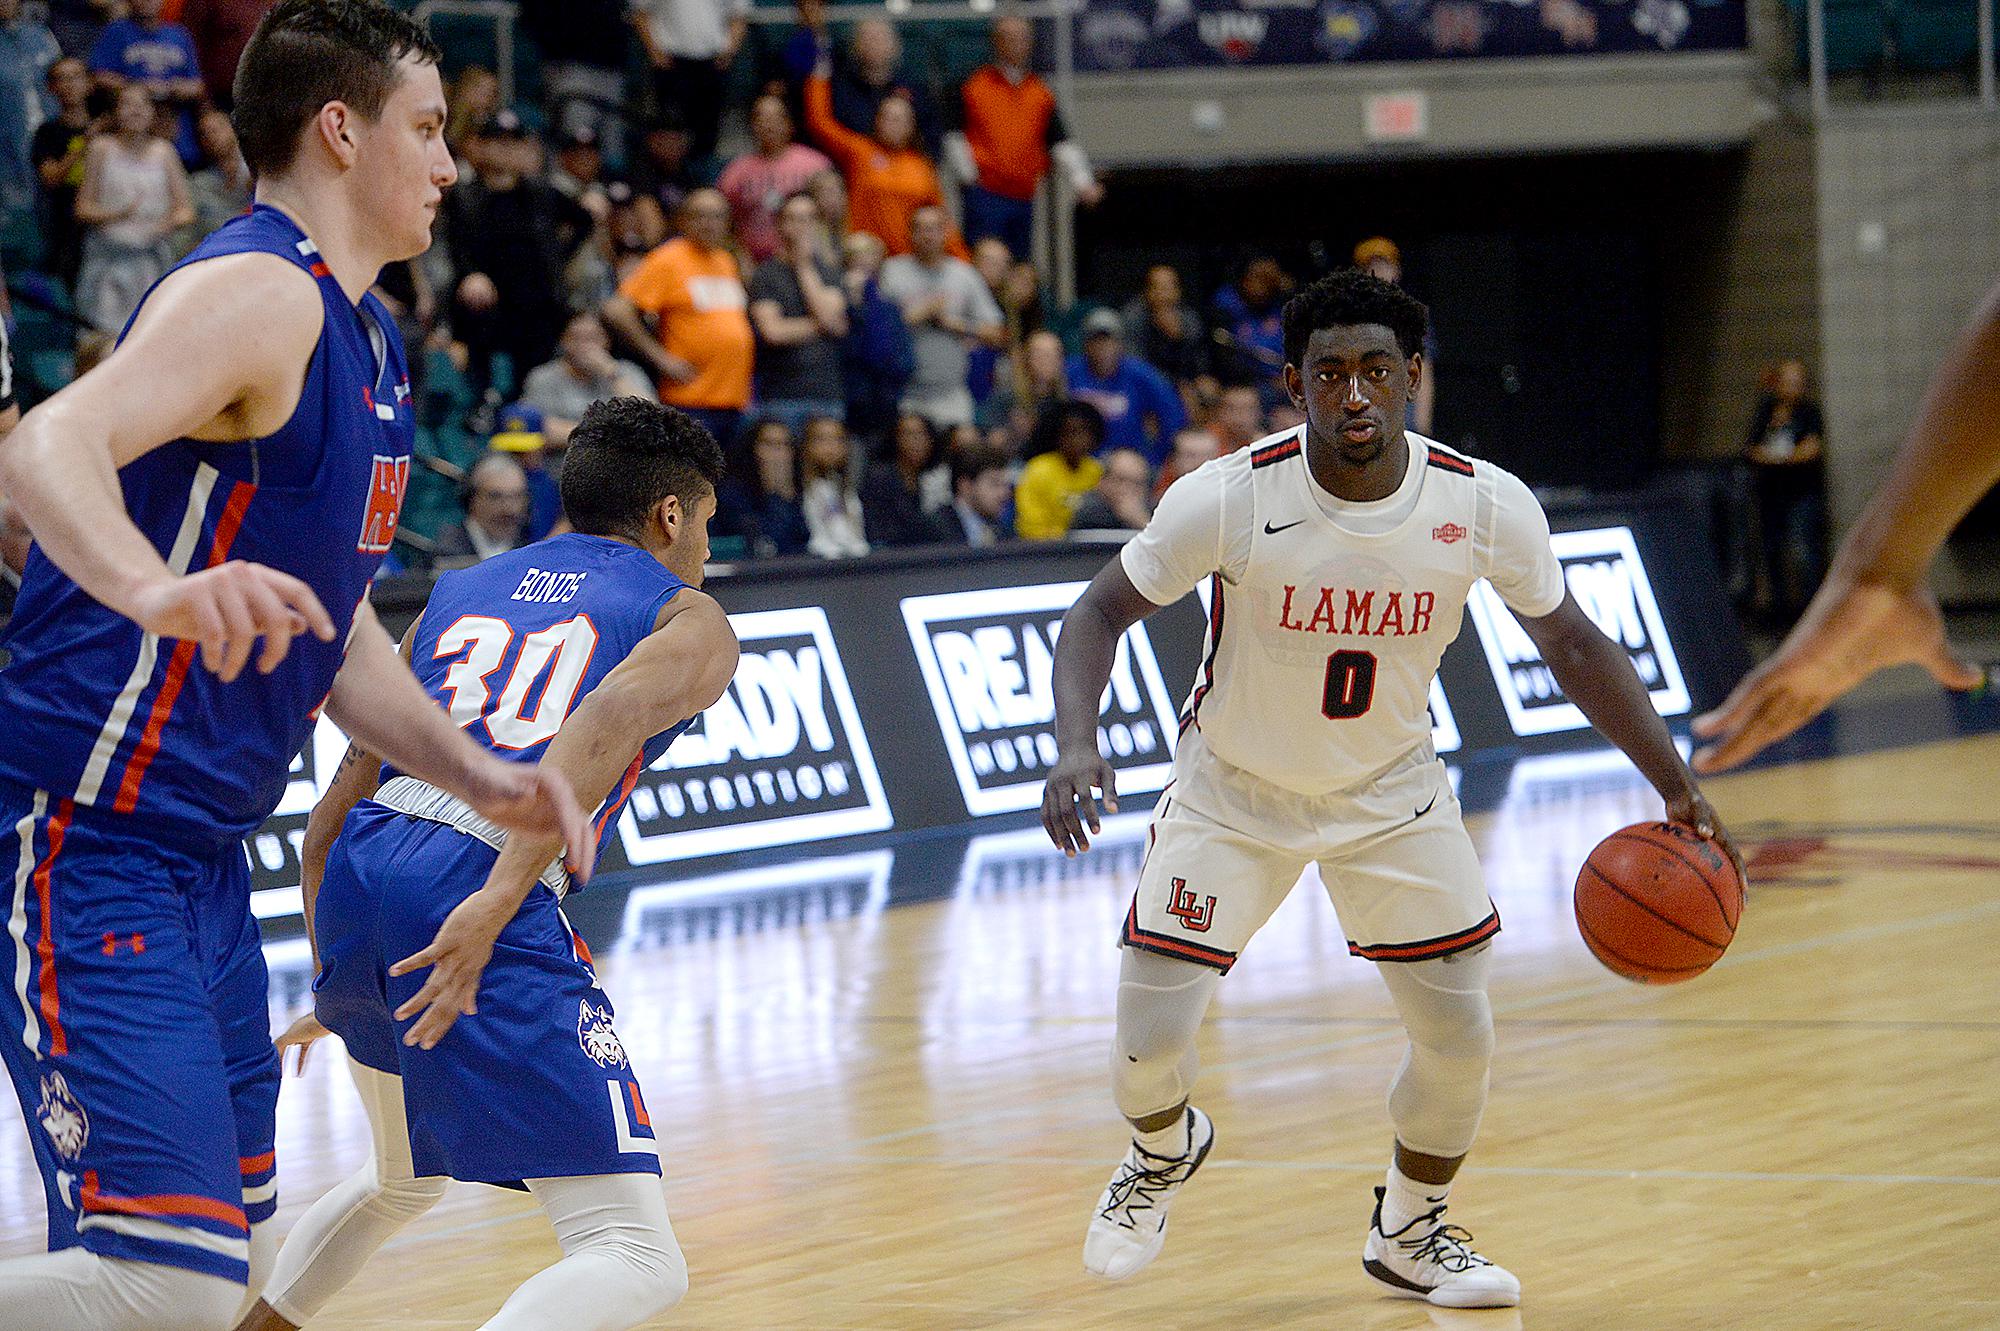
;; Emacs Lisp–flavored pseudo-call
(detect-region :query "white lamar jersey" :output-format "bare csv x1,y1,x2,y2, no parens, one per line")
1121,428,1566,796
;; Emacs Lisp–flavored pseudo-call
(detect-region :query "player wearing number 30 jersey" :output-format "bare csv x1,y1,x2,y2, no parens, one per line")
233,399,739,1331
1042,268,1741,1309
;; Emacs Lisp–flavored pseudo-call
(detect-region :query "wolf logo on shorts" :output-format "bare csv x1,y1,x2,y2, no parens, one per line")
579,1002,628,1070
37,1071,89,1162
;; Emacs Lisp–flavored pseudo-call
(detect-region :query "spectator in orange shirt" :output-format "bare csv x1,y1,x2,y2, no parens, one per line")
603,187,756,446
946,16,1101,260
803,52,961,259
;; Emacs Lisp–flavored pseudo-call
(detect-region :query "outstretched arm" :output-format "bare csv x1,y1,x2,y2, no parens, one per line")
1042,560,1159,856
390,590,739,1048
1519,593,1742,876
1690,288,2000,771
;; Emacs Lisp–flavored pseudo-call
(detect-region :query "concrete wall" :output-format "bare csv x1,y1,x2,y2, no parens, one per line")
1069,52,1767,167
1815,104,2000,598
1658,121,1823,463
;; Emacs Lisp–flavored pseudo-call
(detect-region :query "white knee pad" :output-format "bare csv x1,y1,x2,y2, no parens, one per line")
375,1172,451,1222
1110,946,1220,1121
1376,943,1496,1158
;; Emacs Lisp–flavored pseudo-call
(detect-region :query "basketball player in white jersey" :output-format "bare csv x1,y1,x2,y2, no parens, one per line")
1043,268,1741,1307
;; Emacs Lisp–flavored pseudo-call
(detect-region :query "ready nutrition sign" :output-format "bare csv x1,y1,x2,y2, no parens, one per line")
1464,526,1690,737
900,582,1182,817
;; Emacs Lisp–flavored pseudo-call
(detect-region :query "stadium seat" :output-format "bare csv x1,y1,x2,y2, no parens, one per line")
1893,0,1978,70
1792,0,1891,75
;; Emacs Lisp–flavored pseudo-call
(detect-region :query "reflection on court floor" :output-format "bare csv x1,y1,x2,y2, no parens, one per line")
5,730,1999,1330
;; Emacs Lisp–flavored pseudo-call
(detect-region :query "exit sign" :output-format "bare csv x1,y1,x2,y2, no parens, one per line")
1364,91,1428,143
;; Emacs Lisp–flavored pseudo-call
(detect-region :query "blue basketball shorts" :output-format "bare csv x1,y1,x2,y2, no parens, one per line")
313,803,659,1188
0,781,278,1285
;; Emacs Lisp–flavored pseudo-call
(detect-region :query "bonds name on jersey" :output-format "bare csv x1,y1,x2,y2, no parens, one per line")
1121,428,1565,795
392,532,699,878
0,205,412,853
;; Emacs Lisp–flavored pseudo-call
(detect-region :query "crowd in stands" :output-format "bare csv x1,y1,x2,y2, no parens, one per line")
0,0,1421,569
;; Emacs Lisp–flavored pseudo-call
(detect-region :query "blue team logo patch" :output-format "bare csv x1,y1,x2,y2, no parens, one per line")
37,1071,88,1162
578,1000,628,1069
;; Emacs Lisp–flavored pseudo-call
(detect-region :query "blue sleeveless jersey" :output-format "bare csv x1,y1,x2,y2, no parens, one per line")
0,205,413,854
400,532,696,872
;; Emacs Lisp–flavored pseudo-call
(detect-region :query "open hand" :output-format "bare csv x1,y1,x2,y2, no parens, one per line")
1042,749,1118,856
389,889,511,1049
129,562,338,683
1692,576,1980,772
275,1010,332,1075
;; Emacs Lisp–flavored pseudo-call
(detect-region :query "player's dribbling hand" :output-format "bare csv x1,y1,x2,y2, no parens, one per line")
1690,576,1981,773
462,761,595,889
132,562,339,683
1663,788,1746,886
276,1011,332,1075
389,889,512,1049
1042,750,1118,857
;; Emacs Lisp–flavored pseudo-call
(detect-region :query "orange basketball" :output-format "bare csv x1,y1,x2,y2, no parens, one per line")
1574,822,1745,984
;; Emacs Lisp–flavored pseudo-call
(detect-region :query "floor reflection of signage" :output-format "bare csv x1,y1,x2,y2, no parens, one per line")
612,850,893,954
901,584,1181,817
617,607,892,865
1466,526,1690,736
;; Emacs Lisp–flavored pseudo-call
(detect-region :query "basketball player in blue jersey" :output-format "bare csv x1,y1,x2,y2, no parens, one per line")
230,398,737,1331
0,4,594,1328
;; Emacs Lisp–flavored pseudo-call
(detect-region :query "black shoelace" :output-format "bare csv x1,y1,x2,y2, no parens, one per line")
1384,1203,1492,1274
1099,1145,1196,1229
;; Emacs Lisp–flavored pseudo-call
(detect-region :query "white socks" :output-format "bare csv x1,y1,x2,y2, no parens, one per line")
1381,1162,1450,1234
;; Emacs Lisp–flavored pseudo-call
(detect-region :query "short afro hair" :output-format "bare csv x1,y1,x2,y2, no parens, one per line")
233,0,441,179
559,398,725,539
1280,267,1429,370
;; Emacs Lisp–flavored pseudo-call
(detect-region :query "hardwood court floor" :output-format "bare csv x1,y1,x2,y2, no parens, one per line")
6,734,2000,1329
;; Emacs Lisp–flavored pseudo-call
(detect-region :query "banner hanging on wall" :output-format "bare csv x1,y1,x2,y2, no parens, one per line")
1072,0,1746,72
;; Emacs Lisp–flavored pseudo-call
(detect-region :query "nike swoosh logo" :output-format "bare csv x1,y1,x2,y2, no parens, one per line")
1413,792,1438,820
1263,519,1306,535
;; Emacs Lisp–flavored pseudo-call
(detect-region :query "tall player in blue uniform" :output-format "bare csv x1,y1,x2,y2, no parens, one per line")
0,5,593,1328
234,398,737,1331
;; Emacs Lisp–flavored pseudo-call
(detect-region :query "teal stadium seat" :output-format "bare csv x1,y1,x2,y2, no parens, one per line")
1892,0,1978,71
1793,0,1890,74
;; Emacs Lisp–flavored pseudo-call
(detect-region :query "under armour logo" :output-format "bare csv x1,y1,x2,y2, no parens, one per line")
100,933,145,957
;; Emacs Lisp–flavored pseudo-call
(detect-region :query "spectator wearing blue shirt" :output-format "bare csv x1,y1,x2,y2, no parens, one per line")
1211,253,1290,398
839,228,915,444
87,0,201,165
1065,308,1187,467
0,0,58,211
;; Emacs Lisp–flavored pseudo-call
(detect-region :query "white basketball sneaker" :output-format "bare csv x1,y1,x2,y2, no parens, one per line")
1082,1106,1215,1281
1363,1186,1521,1308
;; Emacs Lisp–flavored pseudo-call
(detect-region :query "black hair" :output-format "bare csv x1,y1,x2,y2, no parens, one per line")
560,398,724,539
1026,399,1107,458
727,416,792,500
1281,267,1429,369
233,0,442,178
887,411,942,469
953,445,1011,489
